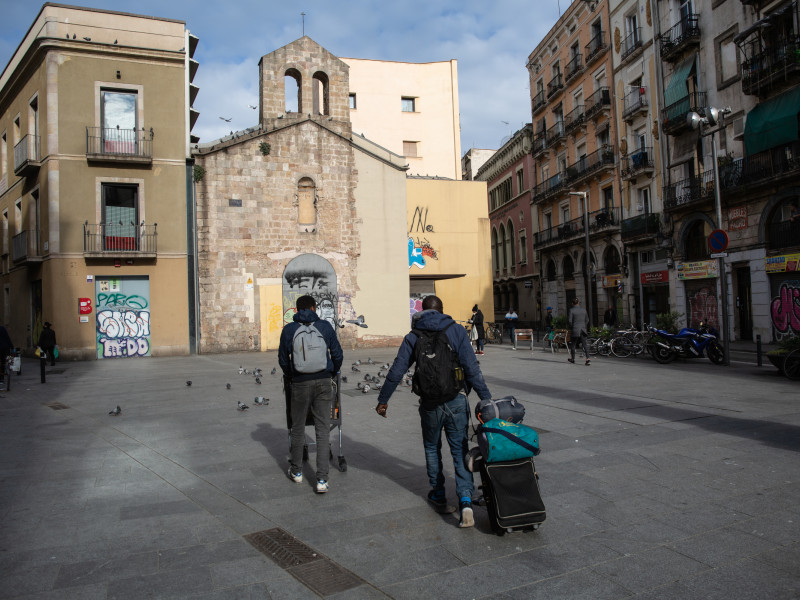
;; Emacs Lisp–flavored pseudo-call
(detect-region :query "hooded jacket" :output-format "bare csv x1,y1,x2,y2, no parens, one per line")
278,309,343,382
377,309,491,405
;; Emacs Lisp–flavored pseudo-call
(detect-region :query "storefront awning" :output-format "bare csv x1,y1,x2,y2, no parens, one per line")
744,86,800,155
663,55,696,108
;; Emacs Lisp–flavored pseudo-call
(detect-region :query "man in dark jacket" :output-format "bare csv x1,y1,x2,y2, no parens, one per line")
38,322,57,366
375,295,492,528
279,295,343,494
0,326,13,384
568,297,591,366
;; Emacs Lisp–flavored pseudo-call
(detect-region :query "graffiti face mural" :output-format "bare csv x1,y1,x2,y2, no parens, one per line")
96,277,151,358
282,254,338,331
771,280,800,338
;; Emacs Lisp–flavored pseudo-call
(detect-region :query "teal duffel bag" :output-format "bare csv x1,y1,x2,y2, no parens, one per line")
477,418,540,463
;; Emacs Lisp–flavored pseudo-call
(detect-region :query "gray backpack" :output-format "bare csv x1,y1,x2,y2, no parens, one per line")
292,323,329,374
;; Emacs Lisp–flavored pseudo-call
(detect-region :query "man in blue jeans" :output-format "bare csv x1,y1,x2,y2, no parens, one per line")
375,295,492,527
279,295,343,493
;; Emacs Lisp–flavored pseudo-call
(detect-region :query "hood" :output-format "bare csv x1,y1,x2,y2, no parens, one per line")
293,309,320,324
411,309,456,332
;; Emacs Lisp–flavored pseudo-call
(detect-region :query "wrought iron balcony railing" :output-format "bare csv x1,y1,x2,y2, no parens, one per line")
663,169,715,212
532,171,566,203
741,35,800,96
621,147,655,179
621,28,643,62
532,129,548,155
585,87,611,119
534,207,620,248
13,134,41,176
719,141,800,193
86,127,153,162
565,54,583,83
12,230,43,263
83,222,158,254
564,146,616,184
532,89,547,113
768,219,800,251
547,73,564,98
660,15,701,62
622,86,649,121
661,91,706,135
546,121,566,147
585,31,608,65
621,212,661,241
564,105,586,134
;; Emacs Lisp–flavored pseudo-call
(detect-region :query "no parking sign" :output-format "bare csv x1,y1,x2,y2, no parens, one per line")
708,229,729,254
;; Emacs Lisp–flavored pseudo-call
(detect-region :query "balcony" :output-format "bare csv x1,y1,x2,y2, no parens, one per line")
86,127,153,164
532,172,567,204
534,207,620,249
564,145,616,185
545,121,566,148
621,147,655,180
532,130,548,156
719,141,800,194
585,87,611,120
12,230,43,264
565,54,583,84
621,212,662,242
661,91,706,135
585,31,608,66
663,169,715,212
83,222,158,257
620,28,643,63
622,86,649,122
660,15,700,62
767,218,800,251
13,134,41,177
532,89,547,114
547,73,564,99
564,105,586,135
741,36,800,96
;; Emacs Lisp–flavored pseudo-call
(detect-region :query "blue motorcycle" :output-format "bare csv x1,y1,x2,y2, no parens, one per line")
648,323,724,365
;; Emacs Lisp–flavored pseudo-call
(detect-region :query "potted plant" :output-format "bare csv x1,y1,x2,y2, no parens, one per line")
766,335,800,374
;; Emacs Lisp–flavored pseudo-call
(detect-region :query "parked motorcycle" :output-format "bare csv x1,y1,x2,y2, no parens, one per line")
648,322,724,365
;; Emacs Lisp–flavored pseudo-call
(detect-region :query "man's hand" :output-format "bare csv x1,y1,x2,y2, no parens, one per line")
376,403,388,418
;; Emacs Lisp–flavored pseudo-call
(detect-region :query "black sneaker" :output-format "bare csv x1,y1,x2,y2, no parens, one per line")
459,499,474,528
427,489,447,510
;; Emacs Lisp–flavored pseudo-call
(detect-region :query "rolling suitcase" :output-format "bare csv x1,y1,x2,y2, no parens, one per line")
478,456,545,535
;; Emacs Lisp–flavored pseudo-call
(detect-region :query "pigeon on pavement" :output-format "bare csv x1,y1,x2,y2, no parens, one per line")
226,383,231,390
271,368,277,375
237,401,249,411
109,405,121,416
341,375,348,383
254,396,267,406
238,366,244,375
351,365,360,372
367,358,375,364
255,377,261,384
186,381,192,386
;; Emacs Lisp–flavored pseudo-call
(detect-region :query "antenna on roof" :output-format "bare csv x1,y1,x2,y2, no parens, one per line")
301,12,306,36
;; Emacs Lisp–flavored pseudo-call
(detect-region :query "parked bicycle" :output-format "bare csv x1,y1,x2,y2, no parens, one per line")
485,322,503,344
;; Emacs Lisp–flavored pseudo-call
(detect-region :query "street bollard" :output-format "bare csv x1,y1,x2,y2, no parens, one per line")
756,334,762,367
40,354,46,383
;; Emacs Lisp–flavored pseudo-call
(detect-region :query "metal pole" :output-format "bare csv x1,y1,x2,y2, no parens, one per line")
710,132,731,366
637,249,645,329
582,192,594,329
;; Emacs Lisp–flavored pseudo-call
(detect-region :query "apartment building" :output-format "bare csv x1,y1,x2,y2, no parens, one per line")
527,0,624,326
0,4,199,359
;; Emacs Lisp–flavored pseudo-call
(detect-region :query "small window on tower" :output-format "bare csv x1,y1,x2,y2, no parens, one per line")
349,93,356,109
401,97,416,112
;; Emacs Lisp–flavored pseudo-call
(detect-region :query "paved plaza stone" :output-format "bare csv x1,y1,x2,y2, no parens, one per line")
0,343,798,599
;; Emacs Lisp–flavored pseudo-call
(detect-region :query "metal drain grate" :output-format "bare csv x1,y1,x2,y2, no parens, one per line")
245,528,362,596
44,402,70,410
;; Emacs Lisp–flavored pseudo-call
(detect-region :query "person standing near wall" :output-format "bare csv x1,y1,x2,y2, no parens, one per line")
470,304,485,355
505,307,518,346
37,322,57,367
0,326,14,383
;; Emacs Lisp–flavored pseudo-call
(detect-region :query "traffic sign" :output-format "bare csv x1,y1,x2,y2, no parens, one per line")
710,252,728,259
708,229,729,253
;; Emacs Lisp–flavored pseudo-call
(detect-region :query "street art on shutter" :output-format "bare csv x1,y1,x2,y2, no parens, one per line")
95,276,151,359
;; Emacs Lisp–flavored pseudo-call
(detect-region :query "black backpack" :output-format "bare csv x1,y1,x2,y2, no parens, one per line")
411,322,464,403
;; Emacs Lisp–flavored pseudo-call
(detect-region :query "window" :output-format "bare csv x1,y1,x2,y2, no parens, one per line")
716,31,739,88
13,116,20,147
14,200,21,235
1,210,7,256
684,220,708,260
312,71,329,115
516,169,524,193
547,259,557,281
1,131,6,182
506,221,515,266
603,186,614,210
101,90,137,153
401,97,416,112
519,229,527,264
561,204,570,224
544,211,552,230
102,184,138,250
284,68,301,112
489,178,512,211
403,140,418,157
349,93,357,109
639,187,651,213
625,12,639,41
297,177,317,233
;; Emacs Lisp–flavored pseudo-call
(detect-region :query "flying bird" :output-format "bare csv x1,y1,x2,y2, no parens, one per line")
186,381,192,386
248,104,257,109
109,405,121,416
237,401,249,411
219,116,232,122
226,383,231,390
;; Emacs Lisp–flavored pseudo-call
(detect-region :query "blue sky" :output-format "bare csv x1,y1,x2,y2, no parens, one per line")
0,0,565,154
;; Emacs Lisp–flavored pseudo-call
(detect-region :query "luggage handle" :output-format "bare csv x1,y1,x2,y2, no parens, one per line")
480,426,539,455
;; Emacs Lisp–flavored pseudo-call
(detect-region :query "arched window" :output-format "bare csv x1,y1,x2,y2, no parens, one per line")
767,196,800,251
604,245,621,273
684,220,707,260
491,228,499,271
563,255,575,280
499,223,507,270
297,177,316,232
546,259,557,281
506,221,515,267
285,68,302,113
312,71,329,115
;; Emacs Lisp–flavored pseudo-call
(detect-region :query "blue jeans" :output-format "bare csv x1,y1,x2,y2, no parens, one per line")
419,394,473,500
289,377,332,481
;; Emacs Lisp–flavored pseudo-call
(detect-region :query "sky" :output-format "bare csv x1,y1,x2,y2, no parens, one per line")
0,0,567,155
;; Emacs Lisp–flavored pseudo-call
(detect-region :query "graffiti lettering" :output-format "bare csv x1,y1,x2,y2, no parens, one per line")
770,281,800,335
408,237,426,269
688,287,719,330
97,293,149,309
409,206,435,234
98,337,150,358
97,309,151,339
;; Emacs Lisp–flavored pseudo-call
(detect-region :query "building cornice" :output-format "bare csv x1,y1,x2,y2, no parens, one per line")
475,124,533,183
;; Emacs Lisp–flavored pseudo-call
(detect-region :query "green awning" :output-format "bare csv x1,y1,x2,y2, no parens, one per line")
744,86,800,155
663,55,696,108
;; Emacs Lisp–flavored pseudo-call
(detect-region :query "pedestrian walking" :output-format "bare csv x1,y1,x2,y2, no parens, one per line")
568,298,591,366
37,322,57,366
544,306,554,332
279,295,343,494
375,295,492,528
469,304,485,355
505,307,518,346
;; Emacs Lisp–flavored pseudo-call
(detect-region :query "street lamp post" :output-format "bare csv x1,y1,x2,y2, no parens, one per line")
687,106,732,366
569,191,593,329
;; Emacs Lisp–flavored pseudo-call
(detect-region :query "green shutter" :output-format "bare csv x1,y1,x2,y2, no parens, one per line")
744,87,800,156
663,56,696,108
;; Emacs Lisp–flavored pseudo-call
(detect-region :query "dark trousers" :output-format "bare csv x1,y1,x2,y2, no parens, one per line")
289,378,332,482
569,332,590,360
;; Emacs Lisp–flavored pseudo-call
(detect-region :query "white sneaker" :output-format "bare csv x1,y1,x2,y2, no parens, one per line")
288,468,303,483
316,480,329,493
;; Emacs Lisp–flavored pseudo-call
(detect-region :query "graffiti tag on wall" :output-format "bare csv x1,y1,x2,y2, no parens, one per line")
770,280,800,338
687,286,719,330
408,206,439,268
96,292,151,358
282,255,338,331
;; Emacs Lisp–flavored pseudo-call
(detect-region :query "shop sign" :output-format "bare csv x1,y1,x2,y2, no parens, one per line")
78,297,93,315
677,260,718,280
601,273,623,288
524,280,533,288
765,253,800,273
729,206,747,231
641,270,669,284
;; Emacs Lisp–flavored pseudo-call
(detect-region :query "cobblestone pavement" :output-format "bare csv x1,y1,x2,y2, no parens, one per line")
0,344,797,599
